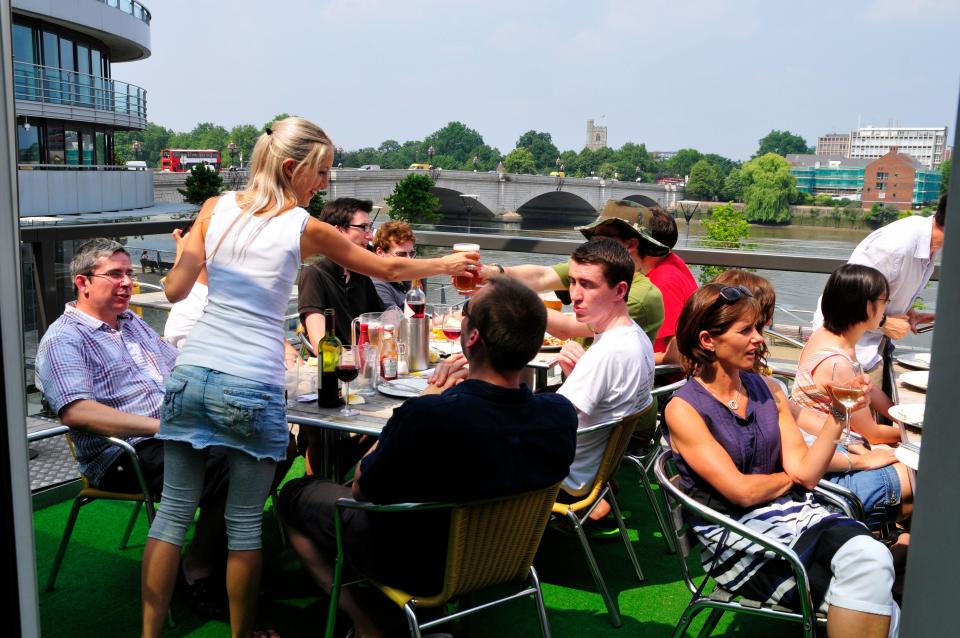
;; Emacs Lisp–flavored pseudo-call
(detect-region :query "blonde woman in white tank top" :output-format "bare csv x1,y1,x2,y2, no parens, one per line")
142,117,478,638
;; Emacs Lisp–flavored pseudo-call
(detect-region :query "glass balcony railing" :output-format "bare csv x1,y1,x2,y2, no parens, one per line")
13,62,147,122
98,0,151,25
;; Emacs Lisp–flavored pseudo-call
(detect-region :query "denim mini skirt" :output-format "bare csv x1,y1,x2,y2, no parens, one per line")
157,364,289,462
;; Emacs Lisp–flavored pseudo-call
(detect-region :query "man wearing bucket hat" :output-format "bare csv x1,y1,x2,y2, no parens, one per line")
478,199,664,343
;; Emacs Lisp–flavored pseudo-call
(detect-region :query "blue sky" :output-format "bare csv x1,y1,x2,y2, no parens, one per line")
127,0,960,160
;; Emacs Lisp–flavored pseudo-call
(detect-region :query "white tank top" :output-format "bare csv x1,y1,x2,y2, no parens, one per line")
177,192,308,385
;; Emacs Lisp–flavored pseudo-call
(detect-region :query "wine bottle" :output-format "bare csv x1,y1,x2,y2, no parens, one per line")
318,309,343,408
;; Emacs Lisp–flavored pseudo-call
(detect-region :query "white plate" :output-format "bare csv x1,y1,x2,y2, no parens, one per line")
889,403,924,428
377,377,430,398
899,370,929,391
894,446,920,471
896,352,931,370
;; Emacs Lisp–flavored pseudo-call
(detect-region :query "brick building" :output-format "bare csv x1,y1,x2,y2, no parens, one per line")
861,147,940,211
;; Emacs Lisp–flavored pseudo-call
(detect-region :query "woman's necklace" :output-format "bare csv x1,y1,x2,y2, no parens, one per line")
696,377,744,410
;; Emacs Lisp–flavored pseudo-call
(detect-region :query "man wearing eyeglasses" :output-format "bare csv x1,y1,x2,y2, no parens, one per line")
298,197,385,349
35,238,232,618
370,221,421,308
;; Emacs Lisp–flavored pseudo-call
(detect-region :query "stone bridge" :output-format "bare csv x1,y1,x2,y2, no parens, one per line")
154,169,683,227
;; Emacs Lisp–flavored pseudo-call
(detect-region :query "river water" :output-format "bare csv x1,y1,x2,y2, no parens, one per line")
127,217,936,352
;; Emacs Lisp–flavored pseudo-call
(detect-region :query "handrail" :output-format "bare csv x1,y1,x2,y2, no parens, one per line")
98,0,152,24
18,163,147,171
13,61,147,119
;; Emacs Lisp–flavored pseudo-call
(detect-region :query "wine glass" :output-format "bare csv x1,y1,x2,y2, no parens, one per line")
831,359,865,447
441,306,464,355
336,345,360,417
431,303,451,348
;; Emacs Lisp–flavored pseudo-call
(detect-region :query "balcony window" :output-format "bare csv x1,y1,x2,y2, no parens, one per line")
65,130,80,165
46,125,64,165
82,131,95,165
17,124,40,164
41,31,60,104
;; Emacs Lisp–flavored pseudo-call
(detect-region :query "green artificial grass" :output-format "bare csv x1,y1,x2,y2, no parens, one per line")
33,458,796,637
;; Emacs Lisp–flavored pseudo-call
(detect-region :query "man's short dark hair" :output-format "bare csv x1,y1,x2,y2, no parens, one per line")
320,198,373,228
647,208,678,250
822,264,889,335
570,238,634,302
935,193,947,228
467,278,546,372
70,238,128,278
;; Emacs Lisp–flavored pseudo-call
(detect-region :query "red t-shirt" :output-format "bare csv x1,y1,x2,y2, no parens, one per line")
647,252,698,352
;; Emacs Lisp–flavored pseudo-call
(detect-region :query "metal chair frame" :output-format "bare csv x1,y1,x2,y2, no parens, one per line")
652,451,866,638
551,406,654,627
623,377,689,556
325,486,559,638
46,432,157,592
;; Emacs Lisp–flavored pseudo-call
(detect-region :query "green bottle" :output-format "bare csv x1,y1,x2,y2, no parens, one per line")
318,309,343,408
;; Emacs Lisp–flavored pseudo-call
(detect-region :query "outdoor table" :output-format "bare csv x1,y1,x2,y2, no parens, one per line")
889,360,926,483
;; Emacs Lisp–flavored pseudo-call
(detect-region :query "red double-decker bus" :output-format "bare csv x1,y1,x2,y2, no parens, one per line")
160,148,222,172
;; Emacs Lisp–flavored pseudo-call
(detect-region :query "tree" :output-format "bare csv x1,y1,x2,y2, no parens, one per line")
177,164,223,205
227,124,261,168
941,158,951,196
503,147,537,175
699,203,750,284
830,205,842,227
701,153,738,177
385,173,441,224
755,130,812,157
721,168,745,202
516,130,560,173
306,191,327,219
665,148,703,179
685,159,722,201
864,203,899,228
423,121,489,167
740,153,797,224
843,207,859,228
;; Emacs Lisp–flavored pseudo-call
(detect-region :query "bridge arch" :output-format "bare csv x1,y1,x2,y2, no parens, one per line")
431,186,497,226
516,191,597,227
622,193,660,208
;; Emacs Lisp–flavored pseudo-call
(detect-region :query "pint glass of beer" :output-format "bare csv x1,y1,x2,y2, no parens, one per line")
452,243,480,294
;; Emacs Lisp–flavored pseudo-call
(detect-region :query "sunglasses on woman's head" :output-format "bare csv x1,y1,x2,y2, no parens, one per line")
718,285,754,303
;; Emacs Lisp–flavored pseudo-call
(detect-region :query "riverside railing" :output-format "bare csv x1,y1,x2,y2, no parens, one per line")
14,61,147,122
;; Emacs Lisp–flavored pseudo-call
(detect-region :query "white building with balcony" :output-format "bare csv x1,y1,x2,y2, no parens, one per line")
12,0,155,215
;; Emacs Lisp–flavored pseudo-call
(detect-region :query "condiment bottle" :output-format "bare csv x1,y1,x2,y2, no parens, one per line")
380,324,399,381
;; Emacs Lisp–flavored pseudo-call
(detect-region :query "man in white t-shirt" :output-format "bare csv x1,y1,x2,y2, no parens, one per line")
556,238,655,498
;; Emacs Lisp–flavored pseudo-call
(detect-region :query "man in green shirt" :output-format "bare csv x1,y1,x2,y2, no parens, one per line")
479,199,665,343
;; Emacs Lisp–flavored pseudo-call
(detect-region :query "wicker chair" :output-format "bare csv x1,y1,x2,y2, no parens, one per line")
46,432,158,591
551,404,654,628
325,484,561,638
652,451,863,638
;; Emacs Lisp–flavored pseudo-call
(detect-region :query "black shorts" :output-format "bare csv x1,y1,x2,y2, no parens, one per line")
278,477,447,596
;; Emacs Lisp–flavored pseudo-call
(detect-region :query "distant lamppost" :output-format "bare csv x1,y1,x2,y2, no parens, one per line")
459,193,478,232
227,141,237,170
472,155,479,171
496,160,505,181
555,156,561,172
132,140,141,162
427,145,439,180
635,165,642,182
335,146,344,168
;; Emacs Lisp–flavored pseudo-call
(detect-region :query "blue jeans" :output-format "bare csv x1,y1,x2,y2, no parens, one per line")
148,440,276,551
825,461,901,530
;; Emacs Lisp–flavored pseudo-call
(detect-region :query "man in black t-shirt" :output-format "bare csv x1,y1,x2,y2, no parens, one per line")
297,197,384,349
280,278,577,637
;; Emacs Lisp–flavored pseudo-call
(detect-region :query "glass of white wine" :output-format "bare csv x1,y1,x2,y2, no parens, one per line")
831,359,865,447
